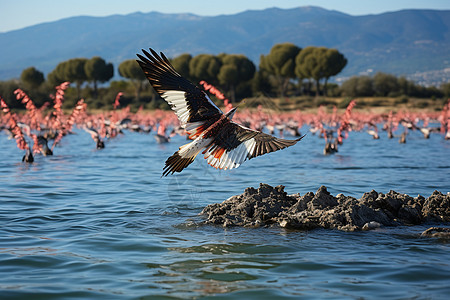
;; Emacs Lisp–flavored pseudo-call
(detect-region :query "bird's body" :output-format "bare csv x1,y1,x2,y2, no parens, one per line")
155,134,170,144
367,129,380,139
22,148,34,163
83,126,105,149
154,124,169,144
399,131,407,144
37,135,53,156
419,127,439,139
136,49,303,176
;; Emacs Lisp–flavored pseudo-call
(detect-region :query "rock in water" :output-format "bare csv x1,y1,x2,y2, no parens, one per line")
421,227,450,238
200,184,450,231
201,183,297,227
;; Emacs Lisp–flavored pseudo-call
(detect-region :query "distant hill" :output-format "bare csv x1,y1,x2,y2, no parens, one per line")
0,6,449,85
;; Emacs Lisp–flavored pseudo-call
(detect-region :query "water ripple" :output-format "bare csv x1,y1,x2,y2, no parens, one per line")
1,129,449,299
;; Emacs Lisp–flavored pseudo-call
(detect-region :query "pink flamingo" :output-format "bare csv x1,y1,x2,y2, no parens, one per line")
155,122,170,143
1,98,33,162
113,92,124,110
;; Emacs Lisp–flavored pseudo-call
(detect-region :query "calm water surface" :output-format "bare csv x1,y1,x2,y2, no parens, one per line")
1,126,449,299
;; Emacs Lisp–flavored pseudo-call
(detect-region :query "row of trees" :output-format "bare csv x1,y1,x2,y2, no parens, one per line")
340,73,448,98
18,43,347,102
259,44,347,97
116,43,347,102
47,57,114,98
1,43,448,111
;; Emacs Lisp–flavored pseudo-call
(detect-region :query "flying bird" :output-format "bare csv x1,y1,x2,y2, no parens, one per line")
136,48,304,176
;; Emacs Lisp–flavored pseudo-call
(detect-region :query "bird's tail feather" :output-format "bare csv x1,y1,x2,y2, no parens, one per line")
162,139,211,176
162,150,197,176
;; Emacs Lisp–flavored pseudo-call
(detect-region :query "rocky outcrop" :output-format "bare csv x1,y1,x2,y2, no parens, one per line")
200,183,449,231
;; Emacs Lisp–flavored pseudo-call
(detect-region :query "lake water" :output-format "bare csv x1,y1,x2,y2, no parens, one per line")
1,126,449,299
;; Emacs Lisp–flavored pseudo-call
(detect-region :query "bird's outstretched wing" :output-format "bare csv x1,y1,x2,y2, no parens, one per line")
136,49,223,137
202,121,305,170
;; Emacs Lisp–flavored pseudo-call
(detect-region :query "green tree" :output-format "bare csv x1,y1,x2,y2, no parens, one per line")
0,80,22,109
217,54,255,102
373,72,399,96
321,49,347,96
295,46,316,95
251,70,273,96
441,82,450,98
47,58,87,98
21,67,44,89
84,56,114,98
397,76,411,96
118,59,147,100
296,47,347,96
340,75,374,97
260,43,301,97
309,47,328,96
64,58,88,98
356,76,374,96
47,63,66,87
171,53,192,79
340,76,358,97
295,47,321,96
189,54,221,85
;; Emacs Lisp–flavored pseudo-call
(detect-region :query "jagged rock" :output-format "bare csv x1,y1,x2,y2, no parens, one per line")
201,183,296,227
308,185,338,210
422,191,450,222
200,183,450,231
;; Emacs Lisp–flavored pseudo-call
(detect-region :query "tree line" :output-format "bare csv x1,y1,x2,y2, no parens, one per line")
0,43,448,111
340,72,448,98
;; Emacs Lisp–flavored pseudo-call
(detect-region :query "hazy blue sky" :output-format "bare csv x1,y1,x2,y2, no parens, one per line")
1,0,449,33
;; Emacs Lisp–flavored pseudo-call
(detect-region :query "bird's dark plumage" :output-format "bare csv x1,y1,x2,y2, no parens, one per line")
136,48,303,176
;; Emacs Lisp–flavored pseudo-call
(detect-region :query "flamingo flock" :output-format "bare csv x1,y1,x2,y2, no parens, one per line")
1,80,449,164
305,99,450,153
0,83,175,161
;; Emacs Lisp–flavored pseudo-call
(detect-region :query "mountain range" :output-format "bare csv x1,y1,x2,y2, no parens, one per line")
0,6,449,85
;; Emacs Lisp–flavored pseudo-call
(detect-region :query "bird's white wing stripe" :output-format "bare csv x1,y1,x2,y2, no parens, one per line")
161,91,190,125
224,152,235,170
224,152,233,169
203,137,258,170
185,121,203,132
170,98,185,103
203,130,298,170
179,111,189,123
229,145,244,168
163,91,186,104
219,152,229,169
239,139,254,163
244,139,256,155
177,108,188,116
235,146,247,167
224,150,235,170
238,142,250,163
217,153,225,169
178,137,212,158
177,108,188,114
162,91,210,135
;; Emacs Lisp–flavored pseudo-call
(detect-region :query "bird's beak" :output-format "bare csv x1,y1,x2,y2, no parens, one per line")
225,107,237,119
